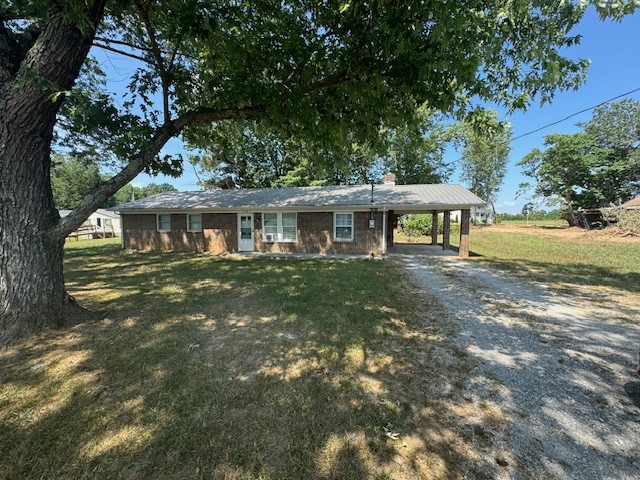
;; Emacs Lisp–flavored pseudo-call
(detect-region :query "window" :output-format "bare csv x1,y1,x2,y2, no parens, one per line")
187,213,202,232
334,212,353,241
281,212,296,241
157,214,171,232
262,212,297,242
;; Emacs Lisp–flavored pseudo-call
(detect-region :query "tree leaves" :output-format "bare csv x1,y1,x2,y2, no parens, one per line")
518,124,639,212
458,110,511,212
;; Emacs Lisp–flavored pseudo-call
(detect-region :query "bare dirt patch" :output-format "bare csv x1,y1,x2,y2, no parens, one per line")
488,223,640,244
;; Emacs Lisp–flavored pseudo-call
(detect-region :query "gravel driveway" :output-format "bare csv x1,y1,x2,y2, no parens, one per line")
396,255,640,480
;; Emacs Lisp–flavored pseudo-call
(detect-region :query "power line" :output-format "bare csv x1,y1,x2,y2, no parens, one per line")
510,85,640,142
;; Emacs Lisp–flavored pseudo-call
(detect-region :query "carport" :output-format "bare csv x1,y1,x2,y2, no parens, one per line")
384,208,472,258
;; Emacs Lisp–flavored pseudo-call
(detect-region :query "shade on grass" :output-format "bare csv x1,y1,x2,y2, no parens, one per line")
0,239,492,480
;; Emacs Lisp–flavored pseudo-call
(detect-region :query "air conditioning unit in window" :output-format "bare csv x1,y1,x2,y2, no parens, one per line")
264,233,275,242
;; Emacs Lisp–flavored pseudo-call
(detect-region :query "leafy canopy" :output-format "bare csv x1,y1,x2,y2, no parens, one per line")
188,107,453,189
519,99,640,213
458,110,511,211
51,154,102,210
55,0,603,176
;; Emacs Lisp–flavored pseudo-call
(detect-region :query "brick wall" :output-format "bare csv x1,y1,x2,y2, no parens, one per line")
122,211,384,255
254,211,383,255
122,213,237,253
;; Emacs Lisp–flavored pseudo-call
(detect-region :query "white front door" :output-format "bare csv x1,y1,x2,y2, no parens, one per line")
238,214,254,251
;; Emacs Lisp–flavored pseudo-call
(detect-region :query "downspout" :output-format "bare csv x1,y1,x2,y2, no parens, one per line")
382,206,387,256
119,214,124,249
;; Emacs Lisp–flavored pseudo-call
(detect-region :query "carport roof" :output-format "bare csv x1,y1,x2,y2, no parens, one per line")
114,183,486,212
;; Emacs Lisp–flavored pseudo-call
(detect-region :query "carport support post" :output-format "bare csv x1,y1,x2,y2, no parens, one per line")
431,211,438,246
459,209,470,258
442,210,450,250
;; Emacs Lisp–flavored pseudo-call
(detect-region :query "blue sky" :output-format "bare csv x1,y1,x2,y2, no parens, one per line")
94,7,640,214
474,7,640,213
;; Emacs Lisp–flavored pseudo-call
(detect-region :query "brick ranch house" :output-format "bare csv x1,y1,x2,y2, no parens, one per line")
115,180,485,258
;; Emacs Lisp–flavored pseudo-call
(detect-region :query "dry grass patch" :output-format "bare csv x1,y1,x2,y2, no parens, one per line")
0,239,491,479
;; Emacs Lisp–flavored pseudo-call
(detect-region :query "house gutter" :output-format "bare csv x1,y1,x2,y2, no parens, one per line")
119,215,124,249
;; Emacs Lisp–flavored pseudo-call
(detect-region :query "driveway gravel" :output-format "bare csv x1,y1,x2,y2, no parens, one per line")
396,255,640,480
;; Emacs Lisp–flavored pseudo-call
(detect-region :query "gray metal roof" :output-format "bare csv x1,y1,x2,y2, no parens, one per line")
114,184,486,212
59,208,120,218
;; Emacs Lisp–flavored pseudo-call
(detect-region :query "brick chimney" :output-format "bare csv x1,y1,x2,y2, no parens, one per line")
383,172,396,185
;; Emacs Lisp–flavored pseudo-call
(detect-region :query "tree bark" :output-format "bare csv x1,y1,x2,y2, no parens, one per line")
0,1,341,344
561,194,580,227
0,102,94,343
0,2,106,344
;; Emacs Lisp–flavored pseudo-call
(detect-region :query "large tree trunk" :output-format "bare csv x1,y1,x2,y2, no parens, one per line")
0,2,263,344
0,103,93,343
561,194,581,227
0,2,106,344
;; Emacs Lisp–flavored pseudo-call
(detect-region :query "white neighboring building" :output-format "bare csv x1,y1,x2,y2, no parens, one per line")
59,208,122,237
450,204,493,224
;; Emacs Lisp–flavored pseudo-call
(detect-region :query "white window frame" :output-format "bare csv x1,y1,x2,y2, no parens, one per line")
187,213,203,232
157,214,171,232
334,212,354,242
262,212,297,243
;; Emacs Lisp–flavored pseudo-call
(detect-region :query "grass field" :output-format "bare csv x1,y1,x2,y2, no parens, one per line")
450,225,640,294
0,239,490,480
395,223,640,294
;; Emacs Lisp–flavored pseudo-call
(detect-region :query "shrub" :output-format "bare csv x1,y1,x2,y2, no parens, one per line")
402,214,432,237
601,206,640,234
401,214,461,237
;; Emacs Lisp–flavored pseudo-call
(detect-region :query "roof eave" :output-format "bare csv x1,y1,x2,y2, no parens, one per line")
115,201,487,214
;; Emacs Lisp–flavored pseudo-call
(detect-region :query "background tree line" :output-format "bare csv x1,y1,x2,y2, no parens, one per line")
519,98,640,226
51,154,176,210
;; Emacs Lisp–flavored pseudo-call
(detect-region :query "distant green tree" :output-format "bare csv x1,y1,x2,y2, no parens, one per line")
188,121,299,189
379,107,453,185
51,155,102,210
518,133,610,226
498,209,562,222
583,98,640,200
141,183,178,197
584,98,640,153
110,182,177,205
190,109,452,189
459,111,511,215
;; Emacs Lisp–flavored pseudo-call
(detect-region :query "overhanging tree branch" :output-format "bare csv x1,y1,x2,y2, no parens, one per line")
93,42,153,64
173,105,266,130
52,67,349,239
94,36,153,53
52,105,266,239
298,69,349,95
135,0,171,123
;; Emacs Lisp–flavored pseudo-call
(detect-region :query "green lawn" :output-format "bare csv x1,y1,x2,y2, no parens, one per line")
451,227,640,294
0,239,488,480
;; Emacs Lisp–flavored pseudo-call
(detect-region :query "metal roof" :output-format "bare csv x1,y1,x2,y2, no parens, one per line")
622,195,640,210
114,184,486,212
59,208,120,218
